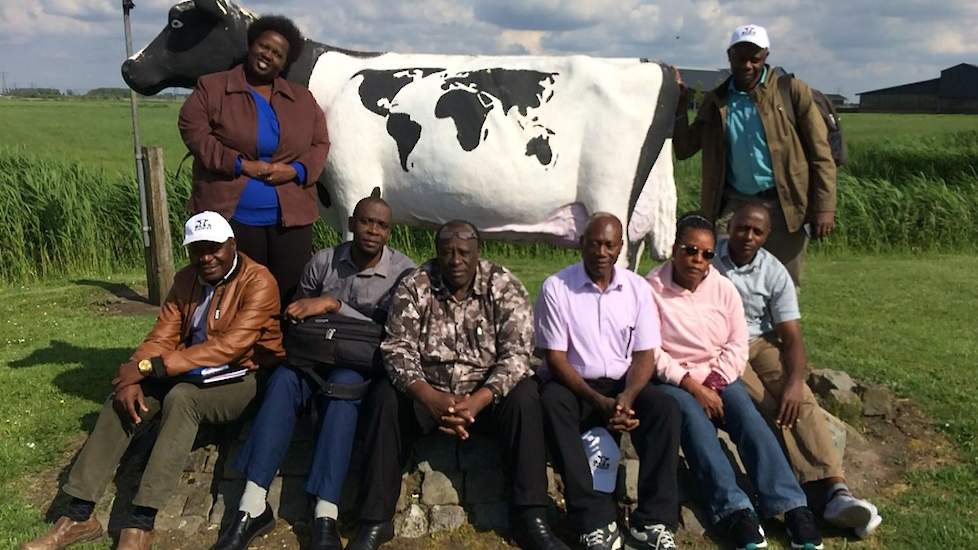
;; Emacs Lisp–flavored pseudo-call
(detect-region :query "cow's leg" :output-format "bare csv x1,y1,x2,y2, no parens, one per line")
627,239,646,272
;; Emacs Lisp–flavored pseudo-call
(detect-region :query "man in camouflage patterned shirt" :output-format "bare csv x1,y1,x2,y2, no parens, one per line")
347,220,569,550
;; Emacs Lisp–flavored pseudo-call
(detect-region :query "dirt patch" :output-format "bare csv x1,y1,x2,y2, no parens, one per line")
845,397,957,503
78,279,159,316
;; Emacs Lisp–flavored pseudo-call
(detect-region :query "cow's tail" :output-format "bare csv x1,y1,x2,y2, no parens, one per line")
626,62,680,265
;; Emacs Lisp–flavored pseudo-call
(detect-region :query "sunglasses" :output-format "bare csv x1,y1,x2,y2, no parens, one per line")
678,242,715,260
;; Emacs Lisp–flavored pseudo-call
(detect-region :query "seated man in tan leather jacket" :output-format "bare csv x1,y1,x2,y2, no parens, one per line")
22,211,284,550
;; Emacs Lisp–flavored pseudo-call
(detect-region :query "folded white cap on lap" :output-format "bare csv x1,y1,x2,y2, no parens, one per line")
582,427,621,494
183,211,234,245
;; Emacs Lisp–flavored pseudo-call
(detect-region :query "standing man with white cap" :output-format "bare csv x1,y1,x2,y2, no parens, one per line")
672,24,837,287
21,212,284,550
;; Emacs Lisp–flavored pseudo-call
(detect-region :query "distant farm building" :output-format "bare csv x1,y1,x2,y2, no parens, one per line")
824,93,847,108
858,63,978,113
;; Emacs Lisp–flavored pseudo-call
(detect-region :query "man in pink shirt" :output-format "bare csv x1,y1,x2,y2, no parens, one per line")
536,213,682,550
647,213,822,550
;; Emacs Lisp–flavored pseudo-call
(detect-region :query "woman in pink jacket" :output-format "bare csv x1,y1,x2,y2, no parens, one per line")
647,212,822,550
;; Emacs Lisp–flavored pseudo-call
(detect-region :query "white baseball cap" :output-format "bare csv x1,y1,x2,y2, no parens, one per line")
183,211,234,246
581,427,621,494
729,24,770,49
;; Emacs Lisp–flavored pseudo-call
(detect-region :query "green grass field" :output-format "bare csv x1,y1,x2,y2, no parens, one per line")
2,97,977,175
2,255,977,548
1,98,977,548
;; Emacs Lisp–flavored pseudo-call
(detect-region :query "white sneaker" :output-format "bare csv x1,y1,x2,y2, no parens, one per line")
823,492,875,529
854,513,883,539
580,521,623,550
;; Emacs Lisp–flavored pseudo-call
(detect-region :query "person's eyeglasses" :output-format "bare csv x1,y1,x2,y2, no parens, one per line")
678,242,715,260
437,230,478,241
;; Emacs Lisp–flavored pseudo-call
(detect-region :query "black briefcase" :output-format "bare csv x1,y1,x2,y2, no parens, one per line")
284,313,386,375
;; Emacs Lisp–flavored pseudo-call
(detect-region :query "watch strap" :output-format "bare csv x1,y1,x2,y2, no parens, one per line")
150,356,166,378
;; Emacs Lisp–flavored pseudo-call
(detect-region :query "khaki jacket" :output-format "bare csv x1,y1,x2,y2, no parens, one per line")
131,253,285,374
672,68,836,232
179,65,330,227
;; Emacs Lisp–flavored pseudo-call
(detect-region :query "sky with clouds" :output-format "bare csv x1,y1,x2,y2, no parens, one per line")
2,0,977,100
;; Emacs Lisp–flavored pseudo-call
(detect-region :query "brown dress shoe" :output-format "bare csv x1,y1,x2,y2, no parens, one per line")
20,515,103,550
117,528,154,550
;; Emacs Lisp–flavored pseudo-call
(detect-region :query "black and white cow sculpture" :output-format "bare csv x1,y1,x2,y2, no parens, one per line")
123,0,679,264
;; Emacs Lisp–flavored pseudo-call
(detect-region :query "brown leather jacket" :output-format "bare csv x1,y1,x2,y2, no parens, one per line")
673,68,836,232
178,64,330,227
131,253,285,374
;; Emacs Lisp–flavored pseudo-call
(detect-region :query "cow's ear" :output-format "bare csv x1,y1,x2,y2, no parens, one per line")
194,0,231,20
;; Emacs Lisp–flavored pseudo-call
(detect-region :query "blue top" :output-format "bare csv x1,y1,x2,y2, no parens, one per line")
232,89,307,226
712,238,799,339
725,67,775,196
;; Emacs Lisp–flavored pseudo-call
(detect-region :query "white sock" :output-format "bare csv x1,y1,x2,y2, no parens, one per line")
826,481,851,501
239,480,268,517
314,499,339,520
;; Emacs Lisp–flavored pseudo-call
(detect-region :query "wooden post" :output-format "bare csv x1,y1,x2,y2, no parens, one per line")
142,146,175,305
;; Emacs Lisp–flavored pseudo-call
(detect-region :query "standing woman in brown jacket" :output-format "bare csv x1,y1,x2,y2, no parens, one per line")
179,15,329,305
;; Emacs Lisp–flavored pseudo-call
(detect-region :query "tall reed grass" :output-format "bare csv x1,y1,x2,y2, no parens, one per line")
2,130,976,283
0,149,575,283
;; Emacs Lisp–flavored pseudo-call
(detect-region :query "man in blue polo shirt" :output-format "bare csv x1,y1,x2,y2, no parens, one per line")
713,203,881,538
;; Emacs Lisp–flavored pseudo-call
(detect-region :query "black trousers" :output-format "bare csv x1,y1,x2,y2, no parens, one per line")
357,377,550,522
540,378,681,532
229,219,313,307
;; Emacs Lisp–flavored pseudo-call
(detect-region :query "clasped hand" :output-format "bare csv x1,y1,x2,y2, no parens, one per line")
595,392,640,432
421,388,492,440
241,159,297,185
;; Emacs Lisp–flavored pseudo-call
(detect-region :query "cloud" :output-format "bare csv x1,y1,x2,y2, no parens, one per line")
0,0,975,100
474,0,629,31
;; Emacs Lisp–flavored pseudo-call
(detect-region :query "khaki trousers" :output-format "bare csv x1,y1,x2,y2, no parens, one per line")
718,189,808,287
63,375,258,510
739,334,844,484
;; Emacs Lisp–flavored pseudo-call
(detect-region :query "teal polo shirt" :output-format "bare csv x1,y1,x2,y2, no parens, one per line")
725,67,775,195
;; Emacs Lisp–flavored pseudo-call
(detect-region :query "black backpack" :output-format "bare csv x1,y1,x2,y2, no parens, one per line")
776,71,848,167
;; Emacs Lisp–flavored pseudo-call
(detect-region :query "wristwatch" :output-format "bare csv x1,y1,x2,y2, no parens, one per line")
137,359,153,376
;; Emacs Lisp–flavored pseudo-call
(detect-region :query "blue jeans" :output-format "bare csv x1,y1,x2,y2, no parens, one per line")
233,366,364,502
657,380,808,525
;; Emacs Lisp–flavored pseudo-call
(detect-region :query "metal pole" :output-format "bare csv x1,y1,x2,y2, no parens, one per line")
122,0,151,248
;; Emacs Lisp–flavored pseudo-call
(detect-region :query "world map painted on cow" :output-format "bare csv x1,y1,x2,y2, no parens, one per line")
354,68,559,171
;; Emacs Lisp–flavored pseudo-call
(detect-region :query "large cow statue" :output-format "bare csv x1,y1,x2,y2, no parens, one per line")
123,0,679,265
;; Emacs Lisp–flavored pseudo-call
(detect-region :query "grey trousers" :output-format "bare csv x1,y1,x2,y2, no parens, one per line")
63,375,258,510
718,189,809,287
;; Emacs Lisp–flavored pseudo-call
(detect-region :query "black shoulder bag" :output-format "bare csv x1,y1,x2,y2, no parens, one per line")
283,313,385,400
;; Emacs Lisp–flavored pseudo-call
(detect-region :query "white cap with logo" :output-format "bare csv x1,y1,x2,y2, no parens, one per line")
581,427,621,493
183,211,235,246
729,24,770,49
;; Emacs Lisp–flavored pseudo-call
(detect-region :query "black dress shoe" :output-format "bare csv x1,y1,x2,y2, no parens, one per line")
514,513,570,550
345,521,393,550
311,517,344,550
210,505,275,550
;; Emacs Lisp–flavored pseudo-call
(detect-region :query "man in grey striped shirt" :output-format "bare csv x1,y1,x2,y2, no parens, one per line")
215,196,415,550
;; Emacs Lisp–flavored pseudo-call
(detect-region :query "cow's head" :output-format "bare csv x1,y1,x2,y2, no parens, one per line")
122,0,256,95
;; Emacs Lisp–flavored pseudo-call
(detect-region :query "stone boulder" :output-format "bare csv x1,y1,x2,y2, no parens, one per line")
809,368,863,421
